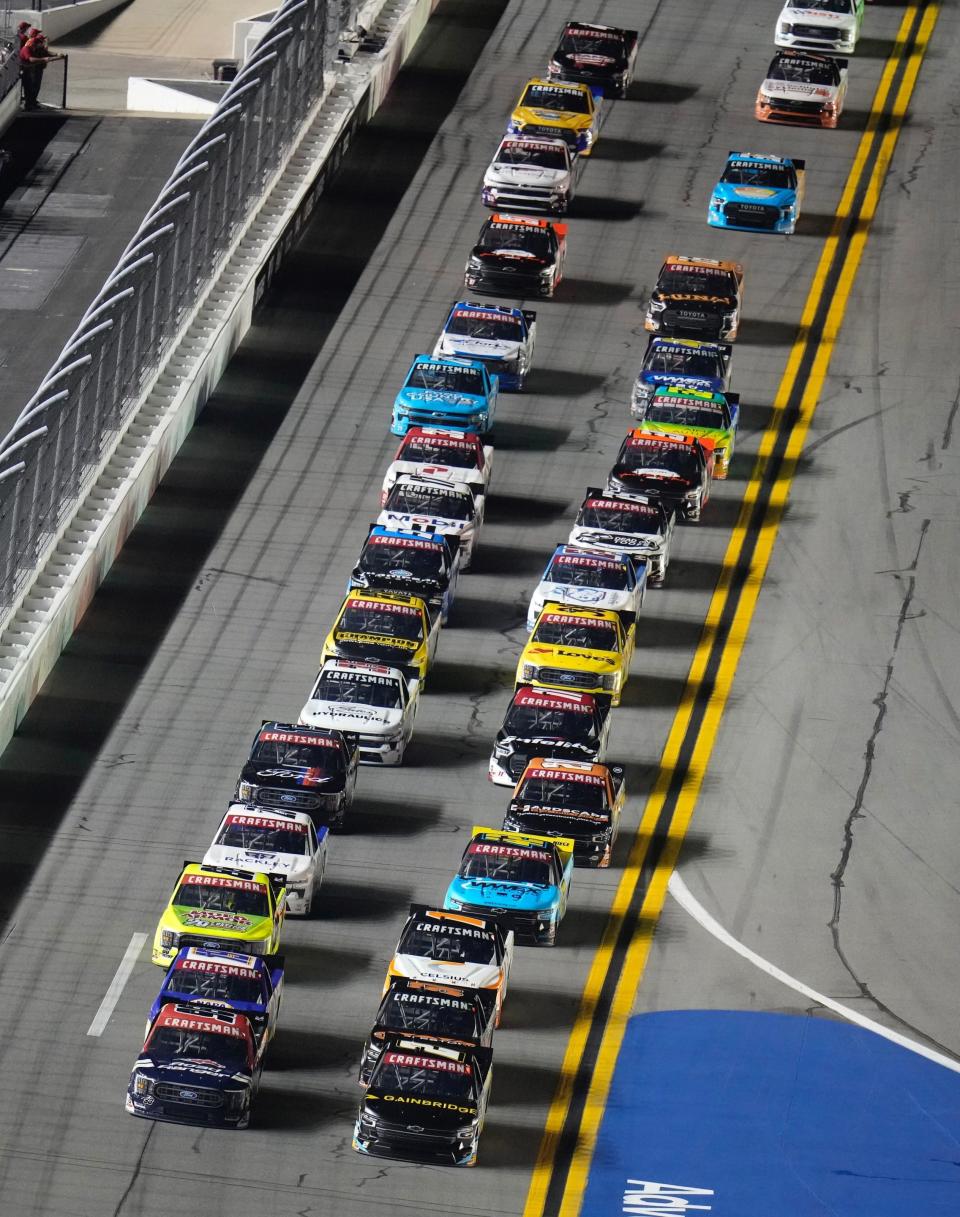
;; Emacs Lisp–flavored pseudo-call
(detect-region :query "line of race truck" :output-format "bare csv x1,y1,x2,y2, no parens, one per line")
122,2,863,1166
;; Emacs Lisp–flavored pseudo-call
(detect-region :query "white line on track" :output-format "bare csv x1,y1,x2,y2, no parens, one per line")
668,872,960,1075
86,932,147,1037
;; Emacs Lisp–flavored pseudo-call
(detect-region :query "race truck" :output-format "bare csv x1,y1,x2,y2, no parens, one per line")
385,905,514,1027
708,151,805,235
526,544,646,629
377,475,483,570
299,658,420,767
645,254,745,343
444,826,574,946
322,590,441,686
147,947,284,1050
756,49,848,127
349,525,461,624
547,20,639,98
635,384,740,479
353,1036,493,1166
569,489,676,585
775,0,864,57
434,301,536,391
503,757,626,869
203,805,328,916
234,721,359,828
359,978,495,1085
464,213,567,299
632,336,733,415
127,1003,263,1129
507,78,602,156
488,685,612,787
391,354,498,437
517,602,635,707
481,134,576,217
152,864,286,968
381,427,493,507
605,429,716,522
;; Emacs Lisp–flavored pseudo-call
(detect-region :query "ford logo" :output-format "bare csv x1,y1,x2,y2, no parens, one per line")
281,795,297,804
179,1090,198,1100
407,1125,425,1133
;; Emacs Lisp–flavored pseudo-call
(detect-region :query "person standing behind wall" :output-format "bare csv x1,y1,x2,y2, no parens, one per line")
20,30,64,112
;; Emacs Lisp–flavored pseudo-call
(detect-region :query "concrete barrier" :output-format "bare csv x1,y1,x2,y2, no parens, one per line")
0,0,443,751
13,0,131,42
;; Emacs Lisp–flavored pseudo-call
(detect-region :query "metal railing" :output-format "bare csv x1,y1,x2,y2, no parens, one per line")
0,38,19,103
0,0,343,614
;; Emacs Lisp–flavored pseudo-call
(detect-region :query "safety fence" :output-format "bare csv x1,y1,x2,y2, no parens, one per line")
0,0,344,613
0,37,18,102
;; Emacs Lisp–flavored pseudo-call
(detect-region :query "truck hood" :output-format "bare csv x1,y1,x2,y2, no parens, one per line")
166,903,272,936
714,182,796,206
298,701,403,735
239,761,345,793
472,248,548,272
525,642,618,671
532,583,632,614
377,510,472,537
386,460,484,492
438,334,522,361
508,805,611,838
395,388,485,412
202,845,310,876
497,734,598,759
484,163,569,189
783,6,856,31
391,954,502,991
608,470,693,500
364,1093,475,1129
514,106,591,132
448,877,558,912
137,1056,247,1087
639,370,723,394
760,76,840,103
571,525,663,548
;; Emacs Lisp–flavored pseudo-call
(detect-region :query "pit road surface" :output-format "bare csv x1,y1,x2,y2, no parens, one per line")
0,2,957,1216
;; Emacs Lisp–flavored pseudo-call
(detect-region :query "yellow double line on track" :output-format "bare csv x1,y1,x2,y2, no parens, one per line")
522,6,940,1216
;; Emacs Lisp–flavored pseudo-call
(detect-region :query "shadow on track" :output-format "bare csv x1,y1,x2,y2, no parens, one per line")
529,368,609,397
466,542,549,577
738,317,798,347
448,594,528,632
559,276,634,305
569,195,644,221
266,1026,361,1072
255,1084,346,1131
0,0,510,934
591,138,665,162
312,878,415,921
492,419,571,450
426,658,514,695
485,492,571,523
627,81,699,104
351,796,445,836
404,729,490,769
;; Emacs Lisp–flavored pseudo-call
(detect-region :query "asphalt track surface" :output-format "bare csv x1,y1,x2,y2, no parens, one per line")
0,2,957,1217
